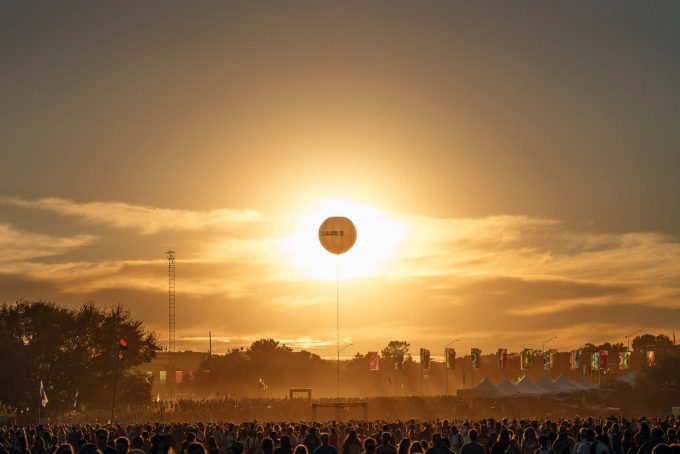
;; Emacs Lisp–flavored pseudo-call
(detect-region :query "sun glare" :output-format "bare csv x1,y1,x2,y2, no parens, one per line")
281,198,404,280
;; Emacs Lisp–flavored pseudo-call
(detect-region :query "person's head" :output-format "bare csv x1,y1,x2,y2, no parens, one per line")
95,430,109,451
320,434,329,446
78,444,102,454
115,437,129,454
363,438,376,454
229,442,244,454
538,436,548,448
469,430,478,442
585,430,595,443
408,442,423,454
187,442,207,454
280,436,291,450
294,446,308,454
56,444,75,454
262,438,274,454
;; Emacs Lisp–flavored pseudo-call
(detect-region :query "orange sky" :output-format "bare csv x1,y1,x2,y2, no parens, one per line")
1,2,679,357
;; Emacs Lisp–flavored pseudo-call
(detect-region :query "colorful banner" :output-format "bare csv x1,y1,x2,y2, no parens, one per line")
543,351,551,371
599,350,608,370
202,370,210,382
574,349,583,369
160,370,167,385
619,351,631,370
590,352,600,370
471,348,481,370
521,349,534,370
394,350,404,370
369,351,380,371
420,348,431,370
646,351,655,366
550,349,557,369
496,348,507,369
446,348,456,370
175,370,183,384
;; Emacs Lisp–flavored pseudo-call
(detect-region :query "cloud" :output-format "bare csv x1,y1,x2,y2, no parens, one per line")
1,195,679,354
0,223,95,263
0,195,261,234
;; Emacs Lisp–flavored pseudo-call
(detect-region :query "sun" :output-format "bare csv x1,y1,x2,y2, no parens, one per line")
281,197,404,280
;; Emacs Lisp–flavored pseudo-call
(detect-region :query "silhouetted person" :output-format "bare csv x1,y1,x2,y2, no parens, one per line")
314,434,337,454
461,430,486,454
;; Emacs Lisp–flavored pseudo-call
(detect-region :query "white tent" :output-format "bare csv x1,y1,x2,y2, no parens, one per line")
474,377,498,396
536,375,561,393
553,375,581,392
496,378,520,396
515,376,545,394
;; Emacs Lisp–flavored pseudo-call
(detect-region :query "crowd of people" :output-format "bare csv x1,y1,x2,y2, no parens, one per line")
1,416,678,454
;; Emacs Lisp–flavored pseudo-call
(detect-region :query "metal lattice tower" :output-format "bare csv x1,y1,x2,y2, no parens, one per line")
166,250,176,353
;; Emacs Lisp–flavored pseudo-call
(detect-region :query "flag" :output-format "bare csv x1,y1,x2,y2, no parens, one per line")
446,348,457,370
155,392,160,403
471,348,481,370
646,350,655,366
202,370,210,382
369,352,380,371
420,348,431,370
550,349,557,369
118,338,128,351
543,351,551,371
521,349,534,370
40,380,48,407
188,369,196,382
619,351,631,370
495,349,507,369
574,349,583,369
569,350,576,370
590,352,600,370
394,350,404,370
175,370,183,384
160,370,167,385
599,350,608,370
72,390,79,410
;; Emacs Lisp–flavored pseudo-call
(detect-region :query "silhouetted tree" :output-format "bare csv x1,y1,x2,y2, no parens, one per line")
632,334,674,352
0,300,160,413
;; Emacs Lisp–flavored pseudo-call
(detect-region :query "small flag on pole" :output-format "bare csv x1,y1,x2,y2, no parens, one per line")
72,390,79,410
619,351,631,370
590,351,600,370
119,338,128,350
471,348,481,370
521,349,534,370
599,350,608,369
40,380,48,407
420,348,431,370
446,348,457,370
394,350,404,370
369,352,380,371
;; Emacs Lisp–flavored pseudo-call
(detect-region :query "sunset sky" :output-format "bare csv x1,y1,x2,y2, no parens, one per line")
1,2,679,358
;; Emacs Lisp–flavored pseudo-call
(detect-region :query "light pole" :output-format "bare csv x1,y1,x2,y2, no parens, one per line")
625,329,642,350
444,339,460,395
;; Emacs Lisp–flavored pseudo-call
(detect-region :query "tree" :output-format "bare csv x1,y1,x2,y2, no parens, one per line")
0,300,161,413
380,340,413,366
632,334,674,352
633,348,680,411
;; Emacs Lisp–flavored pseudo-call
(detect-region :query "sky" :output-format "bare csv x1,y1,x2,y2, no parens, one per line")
1,2,679,358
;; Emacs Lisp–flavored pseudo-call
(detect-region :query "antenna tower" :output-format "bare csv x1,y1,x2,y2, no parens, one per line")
166,250,176,353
